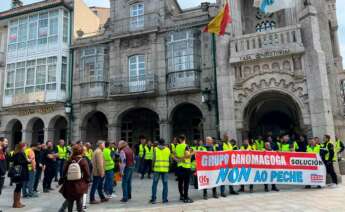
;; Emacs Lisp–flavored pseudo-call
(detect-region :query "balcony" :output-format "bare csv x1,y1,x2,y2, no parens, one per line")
79,81,108,101
3,90,66,107
109,74,158,98
229,25,305,64
112,13,160,37
167,70,201,94
0,52,4,67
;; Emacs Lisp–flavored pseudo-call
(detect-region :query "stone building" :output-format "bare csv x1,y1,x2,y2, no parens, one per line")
0,0,107,147
217,0,345,140
71,0,219,145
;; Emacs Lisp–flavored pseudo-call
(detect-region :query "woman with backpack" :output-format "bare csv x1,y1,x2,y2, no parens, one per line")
59,144,90,212
11,142,29,208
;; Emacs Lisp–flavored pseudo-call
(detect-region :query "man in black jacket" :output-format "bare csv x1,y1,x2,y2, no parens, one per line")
0,137,8,196
321,135,338,187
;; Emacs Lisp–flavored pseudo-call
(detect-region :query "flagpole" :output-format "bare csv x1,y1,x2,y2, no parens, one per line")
211,33,221,140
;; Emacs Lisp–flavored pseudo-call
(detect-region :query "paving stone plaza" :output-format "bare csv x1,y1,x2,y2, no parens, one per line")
0,175,345,212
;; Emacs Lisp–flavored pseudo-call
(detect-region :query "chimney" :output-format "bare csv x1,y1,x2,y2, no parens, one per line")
11,0,23,9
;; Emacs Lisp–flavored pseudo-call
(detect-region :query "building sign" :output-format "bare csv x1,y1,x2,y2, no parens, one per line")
196,150,326,190
15,105,56,116
13,92,45,105
239,49,290,62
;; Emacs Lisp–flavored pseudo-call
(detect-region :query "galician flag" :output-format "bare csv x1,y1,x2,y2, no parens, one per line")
254,0,297,13
204,1,232,36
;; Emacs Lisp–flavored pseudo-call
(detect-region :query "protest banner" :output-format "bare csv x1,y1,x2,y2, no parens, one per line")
195,150,326,190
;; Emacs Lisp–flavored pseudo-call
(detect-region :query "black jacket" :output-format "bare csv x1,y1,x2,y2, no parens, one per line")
13,152,29,182
0,151,6,177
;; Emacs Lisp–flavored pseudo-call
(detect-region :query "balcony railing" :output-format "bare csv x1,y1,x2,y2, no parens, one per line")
167,70,201,93
230,25,305,64
109,74,158,97
80,81,108,101
113,13,160,36
3,90,66,106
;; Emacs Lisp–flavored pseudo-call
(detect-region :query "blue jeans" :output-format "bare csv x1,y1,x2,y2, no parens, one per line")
90,176,106,201
151,172,168,201
57,159,65,180
122,166,134,201
23,170,35,196
104,170,114,195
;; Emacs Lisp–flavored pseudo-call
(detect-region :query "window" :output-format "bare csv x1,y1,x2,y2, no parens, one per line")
128,55,145,92
48,10,59,45
63,10,69,43
255,9,277,33
47,56,57,90
15,62,25,94
28,15,38,51
80,47,105,82
26,60,36,93
130,3,144,30
61,57,67,90
167,30,200,73
36,58,46,91
5,64,15,95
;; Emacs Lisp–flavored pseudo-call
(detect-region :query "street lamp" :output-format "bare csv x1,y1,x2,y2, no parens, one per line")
202,87,212,111
64,102,72,114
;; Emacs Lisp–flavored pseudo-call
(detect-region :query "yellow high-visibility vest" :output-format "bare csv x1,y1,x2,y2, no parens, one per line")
144,146,153,160
176,143,191,169
57,145,67,160
24,148,33,171
153,147,170,173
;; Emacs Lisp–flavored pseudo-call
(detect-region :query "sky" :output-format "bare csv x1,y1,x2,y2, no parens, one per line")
0,0,344,63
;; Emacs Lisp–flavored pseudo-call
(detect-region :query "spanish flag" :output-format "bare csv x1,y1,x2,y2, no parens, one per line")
204,1,232,36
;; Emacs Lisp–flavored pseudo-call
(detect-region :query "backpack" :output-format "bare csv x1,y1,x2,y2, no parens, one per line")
67,158,83,181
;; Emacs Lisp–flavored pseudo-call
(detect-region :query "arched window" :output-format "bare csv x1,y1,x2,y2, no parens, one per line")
255,9,276,32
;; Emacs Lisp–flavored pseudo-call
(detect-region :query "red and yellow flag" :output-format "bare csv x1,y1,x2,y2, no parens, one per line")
204,1,232,36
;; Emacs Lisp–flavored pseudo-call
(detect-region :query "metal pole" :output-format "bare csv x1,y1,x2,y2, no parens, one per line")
212,33,221,140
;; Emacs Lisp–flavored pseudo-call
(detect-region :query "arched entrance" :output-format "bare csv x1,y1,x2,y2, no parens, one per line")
6,120,23,149
243,91,303,138
171,103,203,142
49,116,68,142
29,118,45,144
119,108,159,146
83,111,108,145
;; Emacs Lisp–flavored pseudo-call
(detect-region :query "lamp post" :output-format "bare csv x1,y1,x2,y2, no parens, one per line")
64,102,72,145
202,87,212,111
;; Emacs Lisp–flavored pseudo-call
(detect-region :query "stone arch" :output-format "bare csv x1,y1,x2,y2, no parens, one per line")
26,117,45,144
117,107,160,145
48,115,68,143
6,119,23,148
241,89,307,138
81,111,109,145
169,103,204,142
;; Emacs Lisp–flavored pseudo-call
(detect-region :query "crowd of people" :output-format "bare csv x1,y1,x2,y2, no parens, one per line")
0,132,344,212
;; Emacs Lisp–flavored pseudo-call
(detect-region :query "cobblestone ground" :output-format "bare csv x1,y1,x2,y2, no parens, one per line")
1,174,345,212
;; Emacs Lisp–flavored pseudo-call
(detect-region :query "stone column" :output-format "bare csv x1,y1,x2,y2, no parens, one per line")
44,128,54,143
159,119,171,143
108,124,121,141
298,5,335,139
22,129,32,144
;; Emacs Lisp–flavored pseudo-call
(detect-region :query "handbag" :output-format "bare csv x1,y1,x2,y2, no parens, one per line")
8,165,22,181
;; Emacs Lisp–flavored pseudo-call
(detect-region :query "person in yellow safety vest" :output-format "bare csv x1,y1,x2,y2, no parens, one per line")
280,134,293,152
305,137,322,189
264,141,280,192
103,141,115,198
141,140,154,179
221,133,232,151
335,136,345,161
174,134,194,203
150,138,171,204
23,143,37,198
191,139,207,189
138,136,147,175
321,135,338,187
219,135,239,197
255,136,265,151
56,139,67,181
230,139,239,150
239,138,254,193
85,142,93,161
